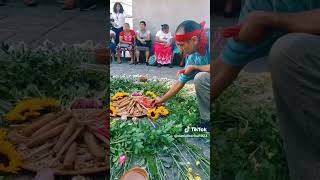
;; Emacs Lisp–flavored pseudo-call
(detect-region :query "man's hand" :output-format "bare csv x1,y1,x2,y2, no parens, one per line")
238,11,276,44
183,65,197,75
152,97,163,107
176,65,196,78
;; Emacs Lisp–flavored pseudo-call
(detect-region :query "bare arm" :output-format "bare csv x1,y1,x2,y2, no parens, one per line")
195,64,210,72
167,38,173,46
136,34,142,42
158,81,185,103
180,65,210,77
212,60,242,101
273,9,320,34
146,32,151,41
239,10,320,44
155,36,166,43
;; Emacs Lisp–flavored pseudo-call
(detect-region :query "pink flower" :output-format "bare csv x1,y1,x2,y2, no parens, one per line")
119,155,127,166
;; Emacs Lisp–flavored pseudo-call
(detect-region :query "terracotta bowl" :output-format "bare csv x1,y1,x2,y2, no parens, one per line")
120,167,149,180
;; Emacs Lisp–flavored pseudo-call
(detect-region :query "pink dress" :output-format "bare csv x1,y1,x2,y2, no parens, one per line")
154,30,173,65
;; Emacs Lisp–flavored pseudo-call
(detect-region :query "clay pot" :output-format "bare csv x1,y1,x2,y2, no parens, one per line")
120,167,149,180
138,76,148,82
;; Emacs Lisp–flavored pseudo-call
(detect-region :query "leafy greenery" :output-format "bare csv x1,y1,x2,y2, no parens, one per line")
110,76,210,180
0,42,108,113
212,73,289,180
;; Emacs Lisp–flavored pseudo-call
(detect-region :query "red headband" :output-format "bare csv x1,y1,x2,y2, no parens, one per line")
175,21,209,56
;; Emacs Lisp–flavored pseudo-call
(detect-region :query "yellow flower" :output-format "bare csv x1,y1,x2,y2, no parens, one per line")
0,140,22,173
110,105,117,117
188,167,193,173
145,91,157,99
4,97,59,121
156,106,169,116
196,160,200,166
187,172,194,180
111,92,129,101
195,176,201,180
3,112,25,121
147,108,159,121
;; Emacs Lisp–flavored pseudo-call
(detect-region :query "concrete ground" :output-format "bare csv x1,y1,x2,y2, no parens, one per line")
0,1,108,180
110,59,184,81
0,0,107,47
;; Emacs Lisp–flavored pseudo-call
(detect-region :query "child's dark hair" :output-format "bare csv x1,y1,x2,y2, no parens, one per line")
140,21,146,26
161,24,169,30
176,20,201,34
113,2,124,13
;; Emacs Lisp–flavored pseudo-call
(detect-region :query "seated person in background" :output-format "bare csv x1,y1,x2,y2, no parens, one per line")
173,45,187,67
110,29,116,61
154,24,173,68
116,23,136,64
135,21,151,65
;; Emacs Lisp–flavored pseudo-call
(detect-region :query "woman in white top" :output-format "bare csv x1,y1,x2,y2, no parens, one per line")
110,2,132,45
135,21,151,65
154,24,173,68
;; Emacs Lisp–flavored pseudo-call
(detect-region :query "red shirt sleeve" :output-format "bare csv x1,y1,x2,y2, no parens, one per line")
130,30,136,37
119,31,124,36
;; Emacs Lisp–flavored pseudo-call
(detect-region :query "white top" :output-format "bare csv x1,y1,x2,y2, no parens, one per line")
110,11,127,28
156,30,173,43
136,29,151,40
110,30,116,43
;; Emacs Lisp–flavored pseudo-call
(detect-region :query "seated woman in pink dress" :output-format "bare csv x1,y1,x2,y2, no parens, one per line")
154,24,173,68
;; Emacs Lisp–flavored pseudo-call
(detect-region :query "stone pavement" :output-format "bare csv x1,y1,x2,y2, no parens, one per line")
0,3,108,180
110,60,185,81
0,0,106,47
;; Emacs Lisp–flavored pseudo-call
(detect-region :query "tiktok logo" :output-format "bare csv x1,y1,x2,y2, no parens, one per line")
184,126,190,133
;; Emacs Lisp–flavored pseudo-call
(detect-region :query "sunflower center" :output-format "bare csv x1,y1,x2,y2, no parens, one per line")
0,152,9,167
151,112,155,117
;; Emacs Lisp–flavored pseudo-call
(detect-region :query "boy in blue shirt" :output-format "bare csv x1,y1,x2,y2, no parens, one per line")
153,20,210,125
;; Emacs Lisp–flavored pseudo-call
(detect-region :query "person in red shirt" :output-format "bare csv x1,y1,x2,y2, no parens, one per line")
117,23,136,64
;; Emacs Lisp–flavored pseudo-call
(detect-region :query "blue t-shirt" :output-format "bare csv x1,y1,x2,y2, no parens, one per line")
219,0,320,66
179,30,210,83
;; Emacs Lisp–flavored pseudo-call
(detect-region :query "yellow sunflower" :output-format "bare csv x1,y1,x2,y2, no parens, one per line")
145,91,157,99
110,105,117,117
111,92,129,101
4,97,59,121
0,140,22,173
156,106,169,116
195,176,202,180
147,108,159,121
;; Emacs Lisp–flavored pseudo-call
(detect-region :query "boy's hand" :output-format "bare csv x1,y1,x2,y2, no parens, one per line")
152,97,164,107
238,11,276,44
176,65,197,78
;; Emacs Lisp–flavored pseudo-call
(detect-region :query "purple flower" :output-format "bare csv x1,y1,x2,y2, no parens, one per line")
119,155,127,166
